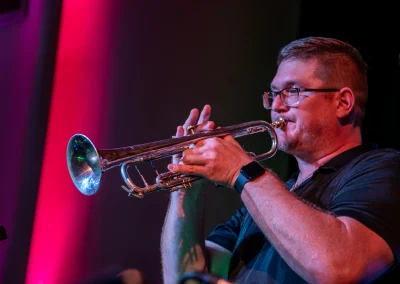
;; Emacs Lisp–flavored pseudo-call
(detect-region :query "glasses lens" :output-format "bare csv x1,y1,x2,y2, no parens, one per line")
263,92,273,109
282,88,299,106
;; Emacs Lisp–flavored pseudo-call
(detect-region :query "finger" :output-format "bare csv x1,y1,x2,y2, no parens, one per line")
195,121,215,132
195,137,222,148
176,125,184,137
172,126,185,163
183,145,206,156
193,139,207,148
223,134,236,143
197,104,211,124
180,154,207,165
167,163,206,177
183,108,200,134
199,136,223,146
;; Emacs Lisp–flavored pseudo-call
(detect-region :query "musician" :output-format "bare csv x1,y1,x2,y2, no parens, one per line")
160,37,400,283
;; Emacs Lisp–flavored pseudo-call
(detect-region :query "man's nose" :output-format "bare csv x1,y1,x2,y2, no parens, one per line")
271,95,289,112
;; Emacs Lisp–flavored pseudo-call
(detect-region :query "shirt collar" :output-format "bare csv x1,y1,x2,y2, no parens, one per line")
319,145,366,171
287,144,372,184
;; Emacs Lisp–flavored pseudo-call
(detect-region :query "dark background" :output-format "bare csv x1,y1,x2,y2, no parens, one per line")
0,0,398,283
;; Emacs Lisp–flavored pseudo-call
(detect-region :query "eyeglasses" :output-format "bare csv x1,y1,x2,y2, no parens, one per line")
262,87,340,109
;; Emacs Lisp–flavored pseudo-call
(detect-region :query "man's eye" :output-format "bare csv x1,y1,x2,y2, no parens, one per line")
287,89,297,95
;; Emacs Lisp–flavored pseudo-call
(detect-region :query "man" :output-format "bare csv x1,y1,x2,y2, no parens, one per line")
161,37,400,283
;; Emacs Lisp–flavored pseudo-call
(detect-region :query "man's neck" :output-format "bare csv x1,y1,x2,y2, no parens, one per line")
295,140,361,184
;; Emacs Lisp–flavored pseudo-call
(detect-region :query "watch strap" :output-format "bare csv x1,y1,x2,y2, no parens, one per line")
234,161,265,194
234,171,250,194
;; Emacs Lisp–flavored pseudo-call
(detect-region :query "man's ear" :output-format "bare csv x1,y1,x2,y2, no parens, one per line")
336,87,355,119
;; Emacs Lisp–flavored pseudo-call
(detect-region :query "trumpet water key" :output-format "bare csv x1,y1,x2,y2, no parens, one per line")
66,119,285,198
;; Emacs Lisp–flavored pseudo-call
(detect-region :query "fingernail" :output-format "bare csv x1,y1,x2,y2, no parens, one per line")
168,164,176,170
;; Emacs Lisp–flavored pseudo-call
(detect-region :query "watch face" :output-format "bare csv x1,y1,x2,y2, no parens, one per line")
242,161,265,180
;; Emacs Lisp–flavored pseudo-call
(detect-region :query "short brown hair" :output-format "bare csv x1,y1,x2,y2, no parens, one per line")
278,37,368,126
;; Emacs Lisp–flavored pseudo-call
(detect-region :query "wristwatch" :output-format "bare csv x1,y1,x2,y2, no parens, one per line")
234,161,266,193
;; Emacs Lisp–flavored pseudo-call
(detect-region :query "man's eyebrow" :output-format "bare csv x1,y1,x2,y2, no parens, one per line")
270,80,298,90
270,84,278,90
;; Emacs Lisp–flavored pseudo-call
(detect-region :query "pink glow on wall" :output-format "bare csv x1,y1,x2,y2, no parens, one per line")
0,0,43,279
26,0,115,283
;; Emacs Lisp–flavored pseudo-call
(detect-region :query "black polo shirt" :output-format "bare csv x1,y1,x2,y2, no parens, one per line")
207,146,400,283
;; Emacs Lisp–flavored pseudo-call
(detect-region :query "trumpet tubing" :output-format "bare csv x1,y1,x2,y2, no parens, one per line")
66,119,285,197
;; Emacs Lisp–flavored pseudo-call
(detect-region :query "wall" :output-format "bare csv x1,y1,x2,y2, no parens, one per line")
0,1,61,283
1,1,299,283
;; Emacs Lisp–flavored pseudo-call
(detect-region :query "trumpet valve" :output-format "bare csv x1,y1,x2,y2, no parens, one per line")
187,125,196,135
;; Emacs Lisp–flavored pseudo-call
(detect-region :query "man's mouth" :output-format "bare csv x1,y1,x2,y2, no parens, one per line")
273,117,294,131
270,117,286,131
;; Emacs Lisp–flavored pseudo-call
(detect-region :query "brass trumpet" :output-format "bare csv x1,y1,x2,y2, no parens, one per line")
66,119,285,198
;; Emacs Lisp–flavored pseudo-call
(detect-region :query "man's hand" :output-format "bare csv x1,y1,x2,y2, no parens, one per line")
172,104,214,164
168,112,255,188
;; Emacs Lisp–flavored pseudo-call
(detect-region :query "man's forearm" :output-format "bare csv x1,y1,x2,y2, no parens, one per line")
241,172,357,283
161,187,208,284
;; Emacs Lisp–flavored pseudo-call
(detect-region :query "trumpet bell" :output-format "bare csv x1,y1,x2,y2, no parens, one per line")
66,134,102,196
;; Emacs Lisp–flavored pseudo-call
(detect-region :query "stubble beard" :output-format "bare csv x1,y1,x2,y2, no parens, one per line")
277,122,328,157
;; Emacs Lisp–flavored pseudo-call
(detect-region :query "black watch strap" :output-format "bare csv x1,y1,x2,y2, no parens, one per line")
234,161,266,194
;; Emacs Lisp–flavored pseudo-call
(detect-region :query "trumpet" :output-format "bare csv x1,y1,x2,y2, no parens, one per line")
66,119,285,198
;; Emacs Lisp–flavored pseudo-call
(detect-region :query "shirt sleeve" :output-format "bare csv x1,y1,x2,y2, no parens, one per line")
329,149,400,262
206,206,247,252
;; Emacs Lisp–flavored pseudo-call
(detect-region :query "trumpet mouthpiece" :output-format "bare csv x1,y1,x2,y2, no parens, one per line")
272,118,286,129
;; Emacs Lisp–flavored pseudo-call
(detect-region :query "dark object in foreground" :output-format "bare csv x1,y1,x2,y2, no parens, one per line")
0,225,7,241
179,272,233,284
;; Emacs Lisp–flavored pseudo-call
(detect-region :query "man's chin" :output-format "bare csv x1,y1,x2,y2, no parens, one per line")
277,139,290,153
277,135,297,154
